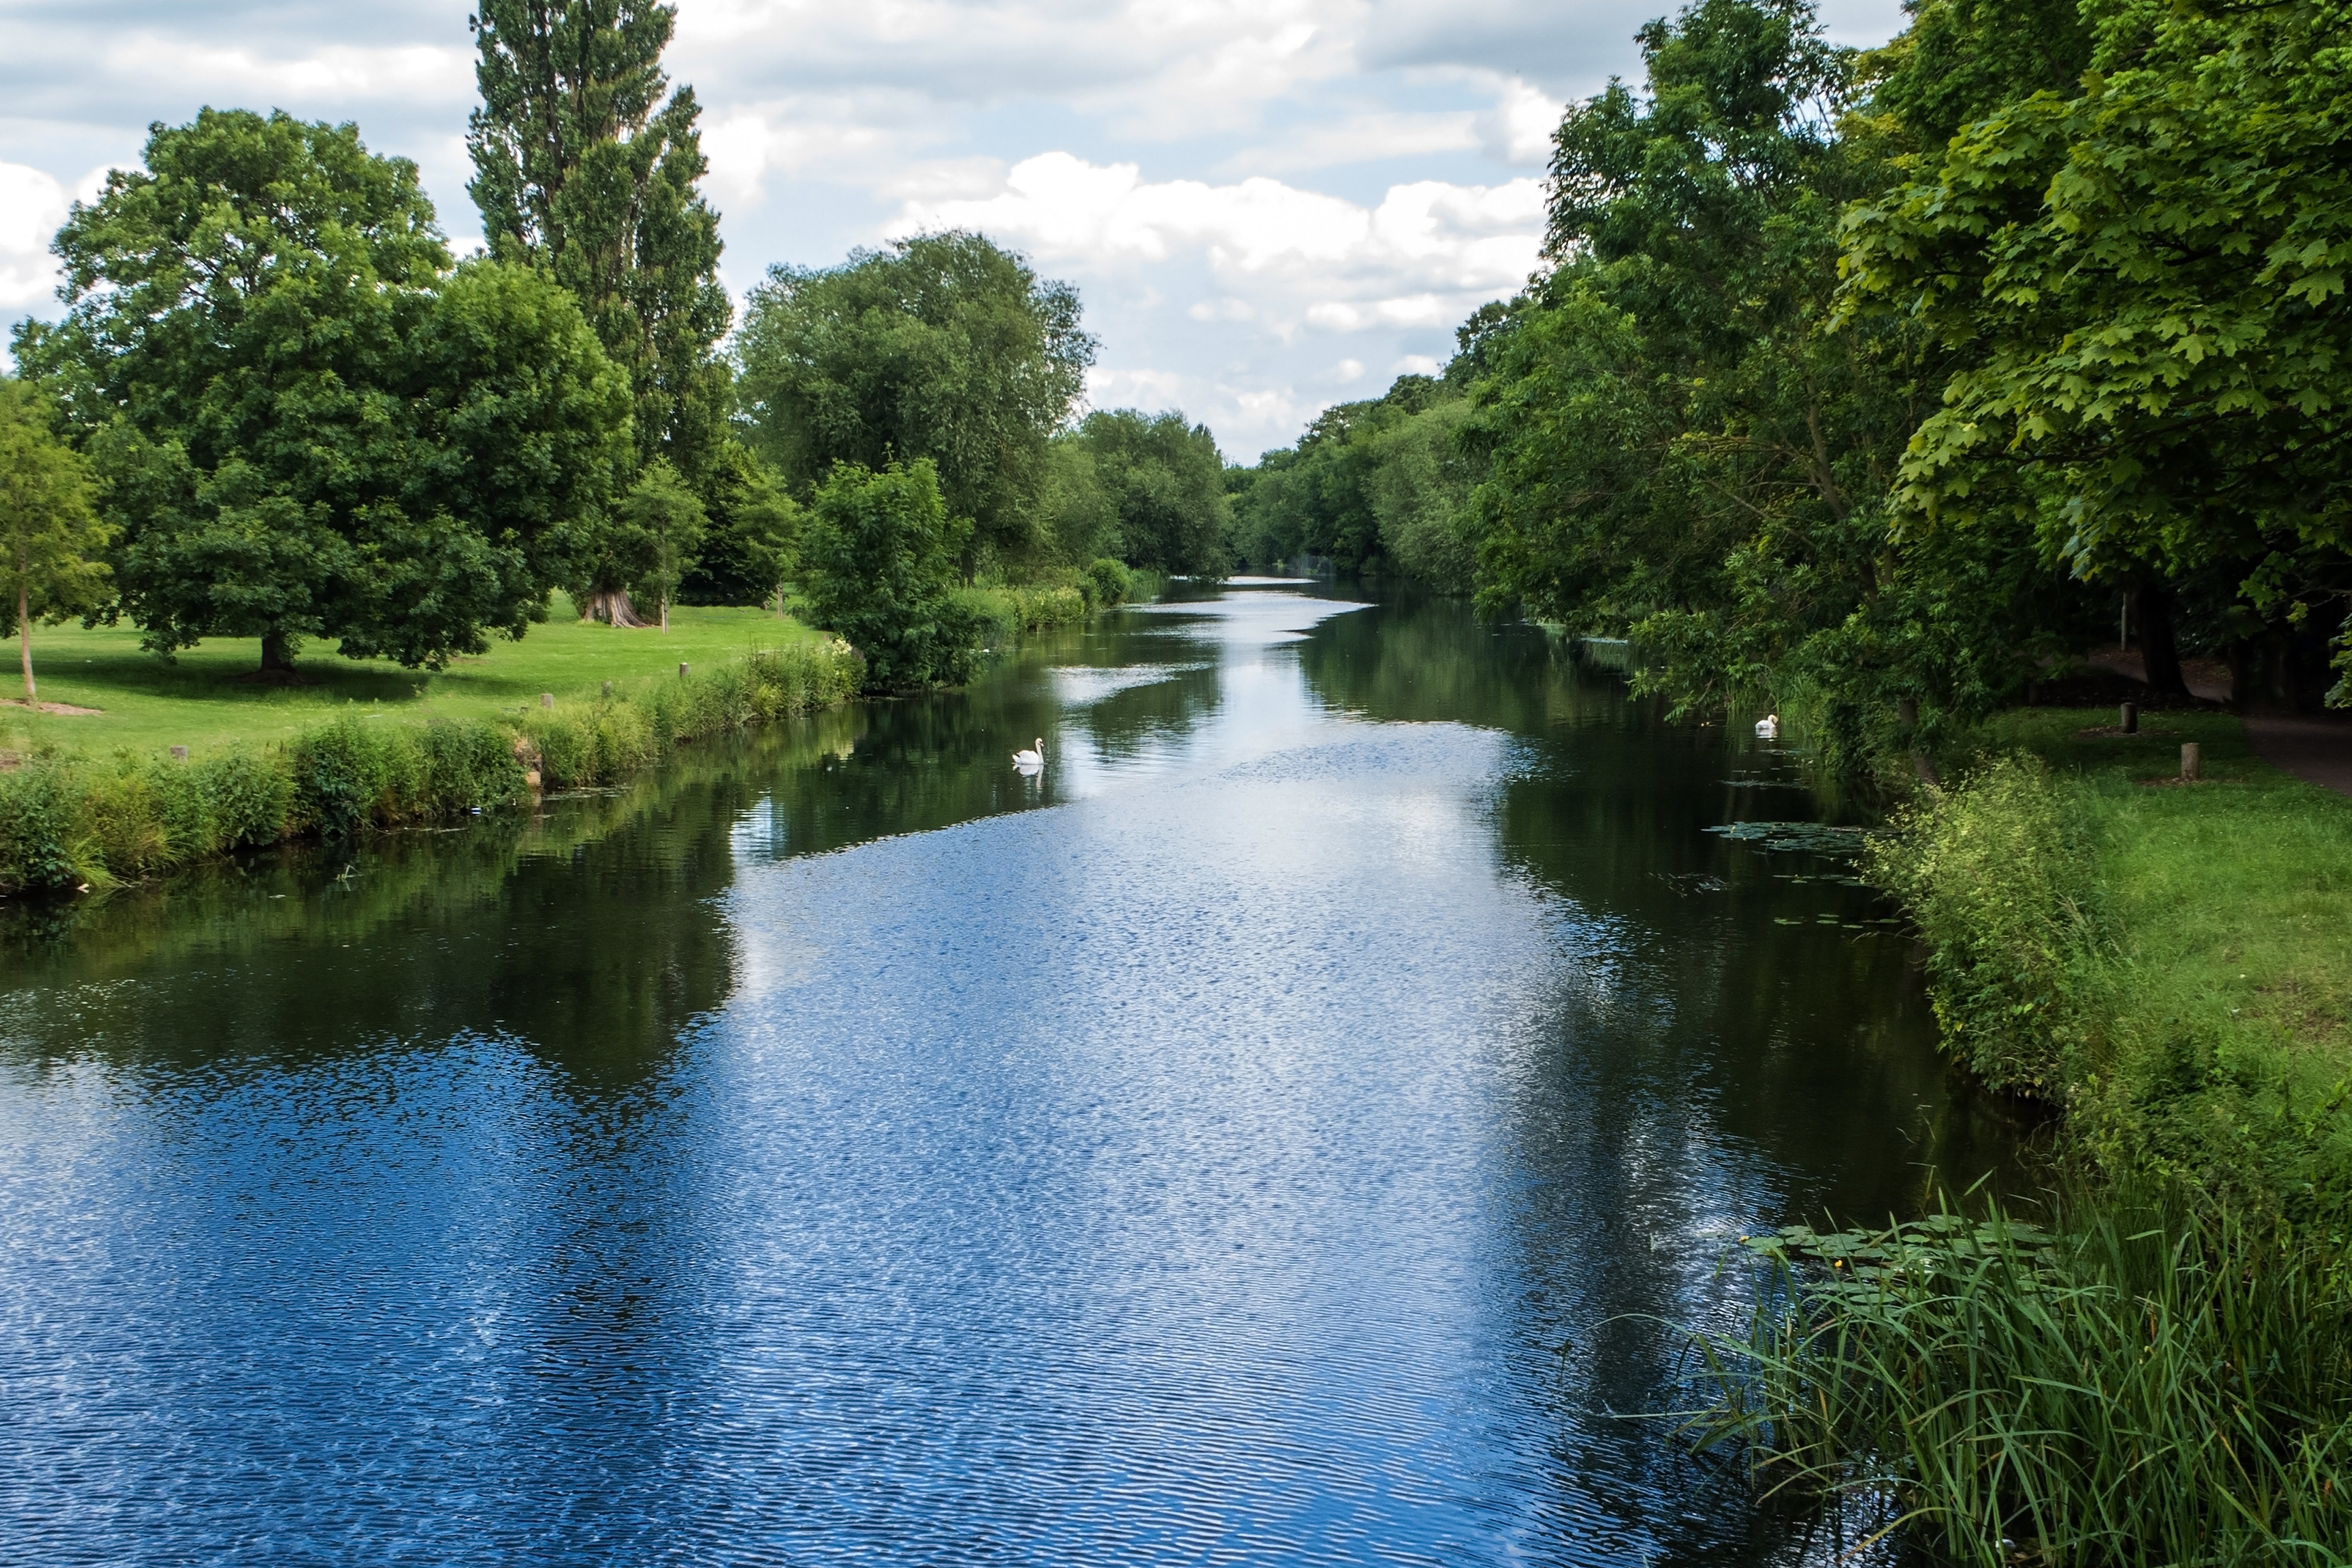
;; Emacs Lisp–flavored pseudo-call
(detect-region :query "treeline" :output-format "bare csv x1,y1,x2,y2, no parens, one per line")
1,0,1236,704
1232,0,2351,752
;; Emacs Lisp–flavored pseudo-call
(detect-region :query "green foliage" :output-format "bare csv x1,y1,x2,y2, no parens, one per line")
735,232,1096,573
0,641,857,892
12,109,631,673
797,459,985,692
618,458,707,626
1691,1191,2352,1565
1086,557,1133,608
1867,753,2104,1096
1232,374,1469,576
680,439,799,608
468,0,731,483
0,378,113,699
1056,409,1231,577
1844,0,2352,688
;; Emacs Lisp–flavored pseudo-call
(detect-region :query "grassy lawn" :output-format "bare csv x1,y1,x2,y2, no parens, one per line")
3,597,824,760
1978,708,2352,1203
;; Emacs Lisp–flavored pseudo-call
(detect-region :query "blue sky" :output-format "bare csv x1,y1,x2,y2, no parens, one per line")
0,0,1907,458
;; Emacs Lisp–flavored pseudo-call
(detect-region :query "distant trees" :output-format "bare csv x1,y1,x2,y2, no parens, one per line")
735,232,1095,576
468,0,730,489
1053,410,1231,577
1230,374,1480,589
797,460,982,691
0,380,111,702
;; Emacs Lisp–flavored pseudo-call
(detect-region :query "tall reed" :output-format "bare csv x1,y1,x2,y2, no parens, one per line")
1686,1189,2352,1565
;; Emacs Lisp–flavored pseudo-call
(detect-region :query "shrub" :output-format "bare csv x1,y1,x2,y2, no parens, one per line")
1086,557,1132,608
0,760,85,893
797,459,985,691
199,750,292,849
1866,753,2104,1098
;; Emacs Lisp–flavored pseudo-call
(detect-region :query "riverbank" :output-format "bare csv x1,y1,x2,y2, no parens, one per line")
1890,707,2352,1216
0,601,832,760
0,640,863,895
1694,704,2352,1562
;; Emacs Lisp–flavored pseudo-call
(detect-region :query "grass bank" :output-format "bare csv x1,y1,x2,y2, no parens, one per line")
0,641,860,895
1,599,827,760
1690,707,2352,1563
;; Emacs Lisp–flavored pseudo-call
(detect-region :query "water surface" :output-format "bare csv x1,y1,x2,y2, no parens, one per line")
0,588,2015,1565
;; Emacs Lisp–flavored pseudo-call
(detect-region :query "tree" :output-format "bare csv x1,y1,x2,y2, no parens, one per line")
735,232,1096,575
618,459,705,631
13,109,632,674
676,439,799,610
1842,0,2352,704
797,460,983,691
1066,410,1231,577
469,0,731,485
0,380,112,702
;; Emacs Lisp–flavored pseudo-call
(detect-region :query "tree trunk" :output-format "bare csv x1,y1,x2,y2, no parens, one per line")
260,626,294,675
2131,583,2190,696
18,579,33,703
660,593,669,632
579,588,649,628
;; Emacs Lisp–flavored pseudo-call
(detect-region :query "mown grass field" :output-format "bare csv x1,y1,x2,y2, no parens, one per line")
1968,708,2352,1207
3,598,825,760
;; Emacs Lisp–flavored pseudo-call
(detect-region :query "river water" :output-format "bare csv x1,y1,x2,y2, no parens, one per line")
0,586,2015,1565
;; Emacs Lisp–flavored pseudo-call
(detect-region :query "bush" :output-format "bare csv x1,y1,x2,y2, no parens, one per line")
798,459,985,691
1085,557,1132,608
1866,753,2104,1098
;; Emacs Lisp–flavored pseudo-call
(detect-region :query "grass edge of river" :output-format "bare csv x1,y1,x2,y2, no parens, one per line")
1688,707,2352,1565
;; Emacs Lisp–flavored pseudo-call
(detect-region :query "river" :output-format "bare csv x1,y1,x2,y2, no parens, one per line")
0,585,2017,1565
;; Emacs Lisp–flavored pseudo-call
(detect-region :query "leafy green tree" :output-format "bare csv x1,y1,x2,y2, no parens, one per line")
1066,409,1231,577
1843,0,2352,702
1364,398,1480,591
679,440,800,612
619,459,705,630
12,109,633,674
797,460,983,691
1464,0,2090,749
0,380,113,702
469,0,731,485
735,232,1095,575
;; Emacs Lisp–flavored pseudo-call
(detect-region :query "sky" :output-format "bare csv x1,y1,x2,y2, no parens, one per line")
0,0,1908,460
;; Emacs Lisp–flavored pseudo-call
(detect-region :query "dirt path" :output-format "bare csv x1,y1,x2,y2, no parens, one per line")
2084,646,2352,799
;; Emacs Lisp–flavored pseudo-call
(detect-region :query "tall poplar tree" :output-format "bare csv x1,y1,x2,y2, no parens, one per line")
467,0,732,487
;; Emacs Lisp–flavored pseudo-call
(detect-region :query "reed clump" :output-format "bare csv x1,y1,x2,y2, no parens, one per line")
1688,1190,2352,1565
0,640,859,894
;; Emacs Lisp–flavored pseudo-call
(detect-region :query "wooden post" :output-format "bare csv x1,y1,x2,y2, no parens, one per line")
2182,741,2201,781
2121,701,2138,734
601,680,613,697
539,692,554,710
679,662,690,679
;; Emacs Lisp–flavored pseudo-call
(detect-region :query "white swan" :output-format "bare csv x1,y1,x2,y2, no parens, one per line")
1012,737,1045,771
1755,713,1779,740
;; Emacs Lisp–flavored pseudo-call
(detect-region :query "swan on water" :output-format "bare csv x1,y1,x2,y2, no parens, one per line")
1012,737,1045,770
1755,714,1779,740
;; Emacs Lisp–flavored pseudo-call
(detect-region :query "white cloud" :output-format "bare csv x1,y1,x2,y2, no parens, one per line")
894,153,1540,297
0,163,71,315
0,0,1913,453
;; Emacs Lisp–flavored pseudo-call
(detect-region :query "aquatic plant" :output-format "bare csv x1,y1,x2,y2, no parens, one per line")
1687,1189,2352,1565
